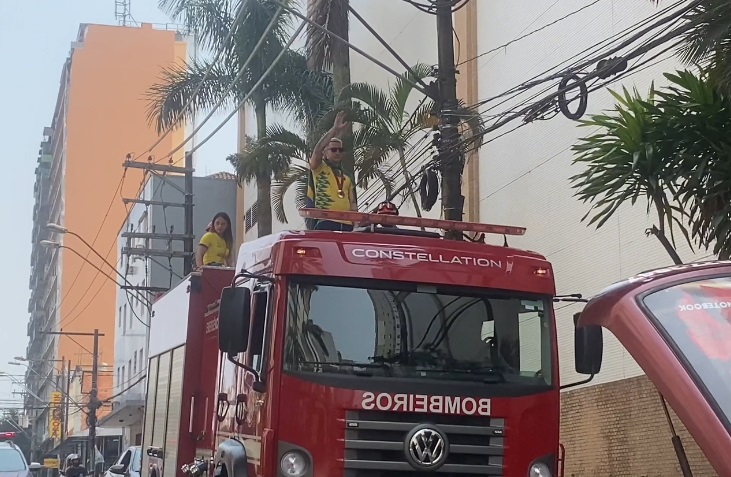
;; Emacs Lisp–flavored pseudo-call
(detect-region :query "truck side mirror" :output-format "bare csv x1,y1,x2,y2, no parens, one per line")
219,286,251,354
574,312,603,375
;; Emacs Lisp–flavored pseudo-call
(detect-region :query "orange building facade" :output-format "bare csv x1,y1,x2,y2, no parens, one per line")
27,22,187,466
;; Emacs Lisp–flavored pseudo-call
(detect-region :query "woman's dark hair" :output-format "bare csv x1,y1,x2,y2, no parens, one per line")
210,212,234,250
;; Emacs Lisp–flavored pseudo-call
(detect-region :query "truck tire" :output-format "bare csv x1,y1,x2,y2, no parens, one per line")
214,439,249,477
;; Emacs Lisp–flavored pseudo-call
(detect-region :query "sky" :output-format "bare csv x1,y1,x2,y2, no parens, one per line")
0,1,236,409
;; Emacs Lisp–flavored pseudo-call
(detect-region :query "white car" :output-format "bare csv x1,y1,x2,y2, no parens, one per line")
104,447,140,477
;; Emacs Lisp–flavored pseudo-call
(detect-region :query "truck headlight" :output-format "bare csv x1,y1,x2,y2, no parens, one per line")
280,451,308,477
529,461,551,477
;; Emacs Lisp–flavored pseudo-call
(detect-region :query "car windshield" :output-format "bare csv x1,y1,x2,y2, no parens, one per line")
0,448,27,472
284,279,554,386
642,275,731,428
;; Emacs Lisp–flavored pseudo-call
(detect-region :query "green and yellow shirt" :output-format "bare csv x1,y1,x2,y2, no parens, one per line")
307,161,355,223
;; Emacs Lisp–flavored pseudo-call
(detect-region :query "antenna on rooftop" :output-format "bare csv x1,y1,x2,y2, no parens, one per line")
115,0,132,26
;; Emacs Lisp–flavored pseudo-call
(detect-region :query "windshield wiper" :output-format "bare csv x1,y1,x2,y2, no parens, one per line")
444,365,507,383
297,360,393,376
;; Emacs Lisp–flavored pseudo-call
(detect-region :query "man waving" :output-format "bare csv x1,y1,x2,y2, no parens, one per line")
306,111,358,231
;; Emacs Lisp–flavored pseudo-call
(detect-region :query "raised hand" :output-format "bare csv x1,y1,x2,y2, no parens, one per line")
334,110,348,132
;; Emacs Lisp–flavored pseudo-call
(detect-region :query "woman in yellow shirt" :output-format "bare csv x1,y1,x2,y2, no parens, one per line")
195,212,235,269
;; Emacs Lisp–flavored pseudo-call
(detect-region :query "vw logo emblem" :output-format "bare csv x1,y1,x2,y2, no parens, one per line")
403,424,449,471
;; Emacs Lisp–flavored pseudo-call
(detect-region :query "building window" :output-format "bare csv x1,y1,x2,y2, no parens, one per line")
140,348,145,370
123,304,127,334
118,306,122,327
117,367,120,390
121,366,125,386
245,201,259,232
128,360,132,383
133,351,137,375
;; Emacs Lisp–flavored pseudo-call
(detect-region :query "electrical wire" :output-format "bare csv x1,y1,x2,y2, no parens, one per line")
142,0,254,162
56,4,296,330
160,5,287,161
362,2,678,208
184,18,307,156
458,8,698,151
51,170,127,326
458,0,605,67
469,0,696,113
59,6,303,326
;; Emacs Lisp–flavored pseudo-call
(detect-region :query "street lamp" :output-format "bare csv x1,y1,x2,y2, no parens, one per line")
41,240,123,286
41,232,152,308
40,241,150,308
46,223,118,279
0,372,45,403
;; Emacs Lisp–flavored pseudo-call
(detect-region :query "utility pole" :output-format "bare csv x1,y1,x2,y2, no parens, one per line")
121,156,195,286
183,151,194,276
89,330,99,473
59,357,66,444
435,0,465,239
65,359,71,444
41,330,104,471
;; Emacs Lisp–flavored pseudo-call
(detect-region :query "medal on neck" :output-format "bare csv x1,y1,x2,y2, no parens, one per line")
335,173,345,198
332,164,346,199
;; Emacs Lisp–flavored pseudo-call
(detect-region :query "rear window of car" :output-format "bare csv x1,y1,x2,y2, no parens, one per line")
0,448,27,472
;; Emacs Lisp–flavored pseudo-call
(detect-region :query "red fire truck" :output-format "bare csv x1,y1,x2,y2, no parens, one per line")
185,209,571,477
143,208,731,477
574,260,731,476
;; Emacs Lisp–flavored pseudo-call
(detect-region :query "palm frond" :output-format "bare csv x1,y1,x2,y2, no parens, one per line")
339,82,394,126
370,166,395,200
569,79,693,256
266,49,335,126
233,0,294,66
159,0,236,53
391,63,434,120
228,137,293,183
145,59,237,133
272,163,309,223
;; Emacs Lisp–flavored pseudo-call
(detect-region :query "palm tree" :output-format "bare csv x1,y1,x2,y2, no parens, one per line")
237,65,486,225
339,63,487,217
570,70,731,261
307,0,353,178
148,0,331,237
232,108,396,224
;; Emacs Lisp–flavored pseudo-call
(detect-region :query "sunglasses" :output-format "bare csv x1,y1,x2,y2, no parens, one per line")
329,147,344,153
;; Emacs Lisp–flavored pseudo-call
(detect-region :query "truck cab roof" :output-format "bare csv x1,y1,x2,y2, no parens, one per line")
236,228,556,296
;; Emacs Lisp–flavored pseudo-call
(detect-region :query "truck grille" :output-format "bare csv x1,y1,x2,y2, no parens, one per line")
341,410,504,476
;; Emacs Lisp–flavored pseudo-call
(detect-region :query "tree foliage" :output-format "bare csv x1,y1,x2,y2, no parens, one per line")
150,0,332,237
653,0,731,93
571,69,731,261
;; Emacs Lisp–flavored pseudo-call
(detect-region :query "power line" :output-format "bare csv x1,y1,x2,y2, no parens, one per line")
59,5,301,325
159,5,288,161
184,18,308,156
144,0,254,161
458,0,605,67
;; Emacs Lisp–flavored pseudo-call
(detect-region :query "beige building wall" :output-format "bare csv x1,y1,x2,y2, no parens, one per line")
463,0,716,473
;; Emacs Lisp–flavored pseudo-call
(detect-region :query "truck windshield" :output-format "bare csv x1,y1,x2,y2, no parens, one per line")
284,279,554,386
642,275,731,430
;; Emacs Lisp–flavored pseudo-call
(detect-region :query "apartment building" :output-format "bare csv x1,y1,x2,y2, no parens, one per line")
242,0,718,474
99,172,237,448
26,22,187,464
